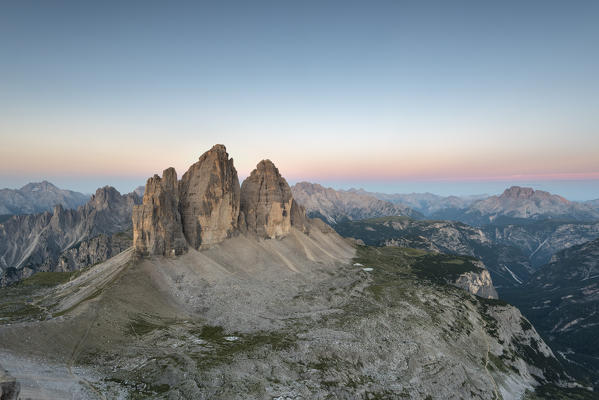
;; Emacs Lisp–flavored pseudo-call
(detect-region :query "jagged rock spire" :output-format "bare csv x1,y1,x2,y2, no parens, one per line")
132,145,309,256
132,168,188,256
240,159,308,238
178,144,240,249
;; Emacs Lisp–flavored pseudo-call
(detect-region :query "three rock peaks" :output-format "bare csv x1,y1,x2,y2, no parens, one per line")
132,144,307,256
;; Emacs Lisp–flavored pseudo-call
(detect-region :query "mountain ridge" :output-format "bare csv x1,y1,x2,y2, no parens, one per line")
0,181,90,215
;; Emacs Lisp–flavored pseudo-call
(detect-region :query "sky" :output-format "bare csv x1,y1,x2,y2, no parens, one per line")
1,1,598,200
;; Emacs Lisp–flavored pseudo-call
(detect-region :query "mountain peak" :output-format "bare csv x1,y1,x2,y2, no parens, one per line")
20,181,59,192
500,186,569,204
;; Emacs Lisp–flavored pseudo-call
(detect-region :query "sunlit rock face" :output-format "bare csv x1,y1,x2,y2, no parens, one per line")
178,144,241,249
132,145,313,255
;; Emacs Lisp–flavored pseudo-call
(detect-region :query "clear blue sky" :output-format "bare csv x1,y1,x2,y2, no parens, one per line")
1,1,598,199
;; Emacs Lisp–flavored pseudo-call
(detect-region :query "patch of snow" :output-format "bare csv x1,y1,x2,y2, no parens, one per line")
224,336,239,342
362,268,373,272
353,263,363,267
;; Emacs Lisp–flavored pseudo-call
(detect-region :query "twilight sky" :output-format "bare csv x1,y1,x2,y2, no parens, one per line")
1,1,598,199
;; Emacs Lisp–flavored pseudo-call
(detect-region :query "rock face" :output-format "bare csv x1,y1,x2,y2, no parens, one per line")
240,160,295,238
179,145,240,249
0,187,140,286
453,266,498,299
132,168,187,256
133,145,309,256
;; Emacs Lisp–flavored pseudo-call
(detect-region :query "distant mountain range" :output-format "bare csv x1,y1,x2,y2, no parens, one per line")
290,182,423,224
348,189,487,216
0,181,89,215
453,186,599,225
347,185,599,225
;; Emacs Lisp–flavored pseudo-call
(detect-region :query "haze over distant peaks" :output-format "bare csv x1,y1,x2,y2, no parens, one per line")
0,181,89,215
463,186,599,224
291,182,421,225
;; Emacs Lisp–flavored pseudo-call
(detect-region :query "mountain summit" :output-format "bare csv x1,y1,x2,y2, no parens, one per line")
133,145,308,256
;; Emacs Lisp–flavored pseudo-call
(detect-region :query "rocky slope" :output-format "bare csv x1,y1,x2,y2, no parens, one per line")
501,238,599,389
454,186,599,226
291,182,422,224
0,239,584,399
335,216,533,291
485,220,599,268
0,186,140,285
0,181,89,215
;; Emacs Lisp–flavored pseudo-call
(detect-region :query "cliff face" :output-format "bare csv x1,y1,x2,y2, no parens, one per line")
133,146,309,256
0,187,140,286
240,160,294,238
452,266,498,299
179,144,240,249
132,168,187,256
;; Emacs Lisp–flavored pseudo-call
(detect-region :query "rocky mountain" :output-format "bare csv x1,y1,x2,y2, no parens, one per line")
453,186,599,226
334,216,533,291
291,182,422,224
501,238,599,389
133,146,309,256
0,181,89,215
349,189,487,216
0,186,140,286
485,219,599,268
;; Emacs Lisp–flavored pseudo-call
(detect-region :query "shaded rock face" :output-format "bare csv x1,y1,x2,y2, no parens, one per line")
179,144,240,249
0,367,20,400
239,160,294,238
132,168,188,256
0,187,140,286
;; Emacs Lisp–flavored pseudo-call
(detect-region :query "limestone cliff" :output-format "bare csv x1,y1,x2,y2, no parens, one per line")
179,145,240,249
239,160,295,238
452,265,498,299
132,168,187,256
